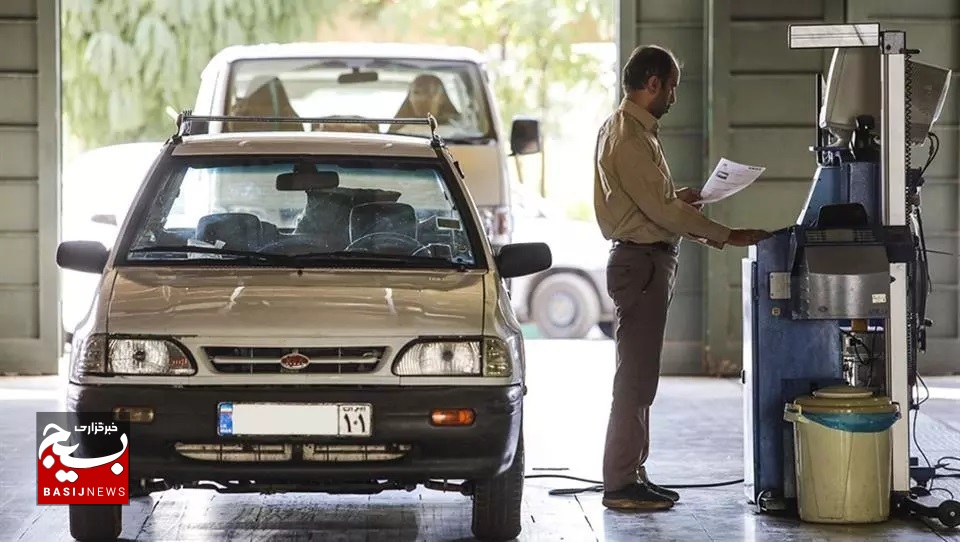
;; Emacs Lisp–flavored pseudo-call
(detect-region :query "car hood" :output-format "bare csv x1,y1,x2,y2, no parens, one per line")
106,268,487,338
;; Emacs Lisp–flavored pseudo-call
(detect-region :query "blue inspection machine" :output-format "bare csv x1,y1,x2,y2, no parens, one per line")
742,23,959,526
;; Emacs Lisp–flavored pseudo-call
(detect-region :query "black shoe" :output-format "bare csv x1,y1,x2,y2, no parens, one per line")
638,466,680,502
602,482,674,511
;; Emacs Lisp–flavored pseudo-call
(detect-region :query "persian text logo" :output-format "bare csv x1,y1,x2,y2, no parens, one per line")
36,412,130,505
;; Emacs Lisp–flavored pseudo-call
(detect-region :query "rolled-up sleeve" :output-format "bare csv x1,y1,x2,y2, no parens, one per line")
610,133,731,246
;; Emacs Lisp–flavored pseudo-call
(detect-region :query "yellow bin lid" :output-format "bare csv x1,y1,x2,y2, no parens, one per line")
792,385,899,414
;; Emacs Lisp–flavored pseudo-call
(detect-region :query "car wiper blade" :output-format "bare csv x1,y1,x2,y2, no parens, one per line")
295,251,471,269
443,136,493,144
128,245,294,264
127,246,472,270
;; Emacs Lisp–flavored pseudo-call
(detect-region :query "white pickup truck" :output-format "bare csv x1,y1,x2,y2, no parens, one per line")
189,42,542,251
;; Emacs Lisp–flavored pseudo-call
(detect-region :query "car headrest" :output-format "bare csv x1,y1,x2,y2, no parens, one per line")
195,213,262,251
349,202,418,241
260,221,280,244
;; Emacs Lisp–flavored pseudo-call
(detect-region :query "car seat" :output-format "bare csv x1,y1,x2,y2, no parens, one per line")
349,202,418,244
260,222,280,244
226,76,301,132
296,188,404,250
194,213,262,251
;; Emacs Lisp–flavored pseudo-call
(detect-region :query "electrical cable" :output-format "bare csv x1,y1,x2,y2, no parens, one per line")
912,132,939,342
930,487,956,500
932,455,960,482
912,394,932,471
522,473,745,496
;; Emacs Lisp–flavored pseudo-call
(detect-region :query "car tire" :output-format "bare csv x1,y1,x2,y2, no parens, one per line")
69,504,121,541
598,320,616,339
471,434,524,541
530,273,600,339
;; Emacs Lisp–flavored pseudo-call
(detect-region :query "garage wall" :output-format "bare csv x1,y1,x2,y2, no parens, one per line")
619,0,709,373
0,0,60,374
622,0,960,375
703,0,843,374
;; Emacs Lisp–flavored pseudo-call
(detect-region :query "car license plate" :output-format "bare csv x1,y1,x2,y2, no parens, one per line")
217,402,372,437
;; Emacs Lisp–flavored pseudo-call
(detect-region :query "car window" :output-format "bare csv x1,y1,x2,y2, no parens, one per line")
224,58,495,141
121,155,481,269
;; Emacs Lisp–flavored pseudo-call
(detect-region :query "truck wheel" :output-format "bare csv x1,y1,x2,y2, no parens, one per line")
471,435,524,541
69,504,121,541
530,273,599,339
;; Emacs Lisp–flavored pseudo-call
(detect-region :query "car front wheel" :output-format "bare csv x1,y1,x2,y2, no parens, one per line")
471,434,524,541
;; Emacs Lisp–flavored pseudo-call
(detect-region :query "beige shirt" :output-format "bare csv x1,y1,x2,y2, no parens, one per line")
593,98,731,249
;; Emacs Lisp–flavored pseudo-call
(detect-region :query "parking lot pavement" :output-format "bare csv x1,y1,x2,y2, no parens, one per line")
1,339,957,541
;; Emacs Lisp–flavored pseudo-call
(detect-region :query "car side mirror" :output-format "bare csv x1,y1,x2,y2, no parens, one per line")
56,240,109,275
510,116,541,156
496,242,551,279
90,213,117,226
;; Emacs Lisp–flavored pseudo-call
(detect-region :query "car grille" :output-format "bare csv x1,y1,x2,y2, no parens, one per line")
203,346,385,374
175,443,410,462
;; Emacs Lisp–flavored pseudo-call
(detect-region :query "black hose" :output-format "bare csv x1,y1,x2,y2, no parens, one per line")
523,473,745,496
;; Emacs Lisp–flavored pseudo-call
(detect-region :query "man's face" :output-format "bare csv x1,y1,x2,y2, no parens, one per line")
650,66,679,119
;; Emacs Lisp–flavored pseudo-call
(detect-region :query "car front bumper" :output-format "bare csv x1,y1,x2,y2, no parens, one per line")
67,383,523,485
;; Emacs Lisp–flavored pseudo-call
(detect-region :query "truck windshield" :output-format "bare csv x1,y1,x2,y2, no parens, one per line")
119,156,483,270
224,58,495,141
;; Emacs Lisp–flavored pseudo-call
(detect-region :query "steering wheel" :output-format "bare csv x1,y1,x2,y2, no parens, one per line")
345,232,427,255
258,235,329,254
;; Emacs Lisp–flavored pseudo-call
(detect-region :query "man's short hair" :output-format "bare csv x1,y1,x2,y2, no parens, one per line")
622,45,681,94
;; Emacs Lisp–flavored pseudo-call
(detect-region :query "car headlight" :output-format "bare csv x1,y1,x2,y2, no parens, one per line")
393,337,513,377
71,334,196,378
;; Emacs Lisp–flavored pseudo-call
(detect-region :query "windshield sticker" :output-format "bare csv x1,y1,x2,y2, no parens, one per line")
437,218,462,230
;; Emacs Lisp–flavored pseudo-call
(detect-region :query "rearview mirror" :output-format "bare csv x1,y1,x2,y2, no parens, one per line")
90,213,117,226
277,170,340,191
338,70,379,84
56,241,109,275
510,116,541,156
496,242,551,279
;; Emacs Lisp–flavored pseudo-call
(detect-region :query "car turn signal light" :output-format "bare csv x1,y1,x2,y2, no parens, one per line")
431,409,475,426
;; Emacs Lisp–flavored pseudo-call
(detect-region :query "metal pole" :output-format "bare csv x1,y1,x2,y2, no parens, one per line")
880,31,911,495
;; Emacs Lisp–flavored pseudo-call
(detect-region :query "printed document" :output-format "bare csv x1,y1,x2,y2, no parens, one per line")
696,158,766,204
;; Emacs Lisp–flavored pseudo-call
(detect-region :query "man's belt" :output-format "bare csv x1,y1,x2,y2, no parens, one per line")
611,239,679,255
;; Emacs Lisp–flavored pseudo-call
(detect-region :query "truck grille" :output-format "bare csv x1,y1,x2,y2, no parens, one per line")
203,346,385,374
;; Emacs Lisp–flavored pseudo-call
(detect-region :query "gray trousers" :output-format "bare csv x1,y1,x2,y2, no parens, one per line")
601,242,678,491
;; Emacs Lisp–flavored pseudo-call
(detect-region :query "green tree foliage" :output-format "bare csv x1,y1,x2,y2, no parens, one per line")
61,0,342,149
357,0,615,196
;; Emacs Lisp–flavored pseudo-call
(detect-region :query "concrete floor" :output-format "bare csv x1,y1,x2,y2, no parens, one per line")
2,339,959,541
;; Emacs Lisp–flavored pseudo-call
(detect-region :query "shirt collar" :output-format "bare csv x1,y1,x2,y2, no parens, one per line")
618,98,660,134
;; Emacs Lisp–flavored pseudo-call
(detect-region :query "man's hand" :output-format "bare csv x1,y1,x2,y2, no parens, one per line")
726,229,773,247
676,187,702,210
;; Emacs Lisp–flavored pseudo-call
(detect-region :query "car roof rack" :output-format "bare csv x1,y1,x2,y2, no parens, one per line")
172,111,441,144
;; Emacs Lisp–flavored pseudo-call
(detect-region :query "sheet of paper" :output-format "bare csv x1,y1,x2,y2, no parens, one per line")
186,237,225,259
696,158,766,204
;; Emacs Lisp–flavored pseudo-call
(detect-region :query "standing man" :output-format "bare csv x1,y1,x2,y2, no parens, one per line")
593,45,771,511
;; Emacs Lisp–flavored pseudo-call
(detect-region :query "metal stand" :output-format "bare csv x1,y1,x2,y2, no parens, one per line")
740,23,960,528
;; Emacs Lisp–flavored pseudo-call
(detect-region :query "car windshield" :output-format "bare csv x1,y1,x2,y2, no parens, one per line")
120,155,482,269
223,57,495,141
